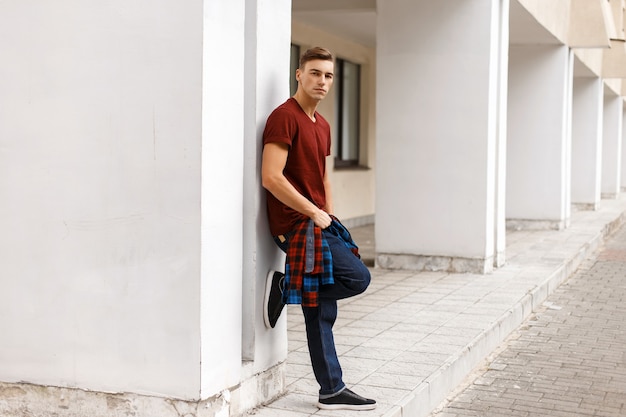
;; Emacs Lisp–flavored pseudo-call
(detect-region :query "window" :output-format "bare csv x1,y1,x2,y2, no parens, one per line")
334,58,361,168
289,44,300,97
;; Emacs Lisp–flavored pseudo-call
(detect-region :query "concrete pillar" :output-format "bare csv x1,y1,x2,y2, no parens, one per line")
202,0,245,399
601,90,623,198
241,0,290,391
376,0,509,274
507,45,573,230
571,77,603,209
0,0,204,399
622,106,626,190
494,0,510,268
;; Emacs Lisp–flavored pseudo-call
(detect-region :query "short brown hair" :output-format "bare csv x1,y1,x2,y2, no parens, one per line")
299,47,334,69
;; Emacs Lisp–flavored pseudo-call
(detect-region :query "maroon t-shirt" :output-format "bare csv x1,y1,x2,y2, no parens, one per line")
263,98,331,236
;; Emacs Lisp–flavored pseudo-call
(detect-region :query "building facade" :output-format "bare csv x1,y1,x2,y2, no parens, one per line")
0,0,625,416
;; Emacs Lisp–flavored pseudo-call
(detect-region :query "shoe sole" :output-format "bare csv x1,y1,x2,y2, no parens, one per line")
316,402,377,411
263,270,275,328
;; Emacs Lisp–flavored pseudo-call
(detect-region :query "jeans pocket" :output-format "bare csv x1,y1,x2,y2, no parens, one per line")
273,233,291,253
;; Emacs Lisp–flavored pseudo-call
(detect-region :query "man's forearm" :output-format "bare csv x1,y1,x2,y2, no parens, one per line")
261,142,332,228
323,171,334,215
265,176,319,217
263,175,332,228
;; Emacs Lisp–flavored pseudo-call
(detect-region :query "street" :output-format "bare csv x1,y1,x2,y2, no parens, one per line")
430,225,626,417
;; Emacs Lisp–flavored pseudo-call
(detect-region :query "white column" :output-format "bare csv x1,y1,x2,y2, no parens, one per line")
241,0,290,383
376,0,508,273
494,0,510,268
622,106,626,189
0,0,203,399
507,45,573,229
571,77,603,209
201,0,245,398
601,90,623,198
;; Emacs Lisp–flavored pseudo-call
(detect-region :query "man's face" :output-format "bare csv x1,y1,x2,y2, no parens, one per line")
296,59,334,101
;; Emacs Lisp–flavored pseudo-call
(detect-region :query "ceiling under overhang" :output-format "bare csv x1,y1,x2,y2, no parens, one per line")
291,0,559,48
292,0,376,47
293,0,615,78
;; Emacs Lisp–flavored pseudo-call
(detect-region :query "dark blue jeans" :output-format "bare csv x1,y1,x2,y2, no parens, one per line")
275,227,371,397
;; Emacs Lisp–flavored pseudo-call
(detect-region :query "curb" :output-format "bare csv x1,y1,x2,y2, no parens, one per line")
382,209,626,417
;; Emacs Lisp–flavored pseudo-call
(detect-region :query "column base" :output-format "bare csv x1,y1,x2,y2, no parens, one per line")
376,253,494,274
0,362,286,417
572,202,599,211
494,250,506,268
506,218,569,231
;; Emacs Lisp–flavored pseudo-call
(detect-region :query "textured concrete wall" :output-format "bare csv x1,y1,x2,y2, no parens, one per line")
0,363,284,417
0,0,204,399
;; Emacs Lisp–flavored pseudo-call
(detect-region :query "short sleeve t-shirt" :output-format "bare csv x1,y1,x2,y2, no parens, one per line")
263,98,331,236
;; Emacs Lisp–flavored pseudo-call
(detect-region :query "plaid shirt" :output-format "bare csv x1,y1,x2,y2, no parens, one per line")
283,217,360,307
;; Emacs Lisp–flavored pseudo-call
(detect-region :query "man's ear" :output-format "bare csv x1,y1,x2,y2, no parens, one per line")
295,68,301,82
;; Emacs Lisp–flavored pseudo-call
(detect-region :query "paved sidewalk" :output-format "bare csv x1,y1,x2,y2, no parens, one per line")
248,194,626,417
429,222,626,417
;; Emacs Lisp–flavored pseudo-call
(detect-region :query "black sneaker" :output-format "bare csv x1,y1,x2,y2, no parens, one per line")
263,270,285,328
317,388,376,411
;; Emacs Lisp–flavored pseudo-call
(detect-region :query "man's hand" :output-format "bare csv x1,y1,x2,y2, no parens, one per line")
311,209,332,229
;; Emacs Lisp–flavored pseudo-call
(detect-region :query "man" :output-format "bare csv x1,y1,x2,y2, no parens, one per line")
261,46,376,411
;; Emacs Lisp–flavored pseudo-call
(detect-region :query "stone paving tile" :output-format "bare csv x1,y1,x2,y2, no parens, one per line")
333,324,381,338
342,345,404,361
248,407,311,417
440,314,498,330
256,392,319,415
393,350,451,366
430,225,626,417
389,322,439,335
358,371,423,391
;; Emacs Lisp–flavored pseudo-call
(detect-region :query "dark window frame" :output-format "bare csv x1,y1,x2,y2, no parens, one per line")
289,44,301,97
334,58,361,169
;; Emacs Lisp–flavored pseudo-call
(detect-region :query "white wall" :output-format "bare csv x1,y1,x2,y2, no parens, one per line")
507,44,572,224
0,1,203,399
492,0,510,267
601,90,623,197
571,77,603,207
622,106,626,189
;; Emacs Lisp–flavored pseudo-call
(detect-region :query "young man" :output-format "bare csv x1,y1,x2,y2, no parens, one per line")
261,47,376,411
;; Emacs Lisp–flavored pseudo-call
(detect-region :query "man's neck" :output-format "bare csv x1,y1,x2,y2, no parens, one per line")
293,92,320,121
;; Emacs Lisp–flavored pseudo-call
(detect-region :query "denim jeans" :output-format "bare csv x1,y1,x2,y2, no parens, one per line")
274,227,371,397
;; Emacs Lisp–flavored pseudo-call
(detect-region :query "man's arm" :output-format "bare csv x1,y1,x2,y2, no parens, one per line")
322,164,334,215
262,142,332,229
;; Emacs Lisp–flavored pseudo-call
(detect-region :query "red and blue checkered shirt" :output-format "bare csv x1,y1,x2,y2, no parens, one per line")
283,217,360,307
